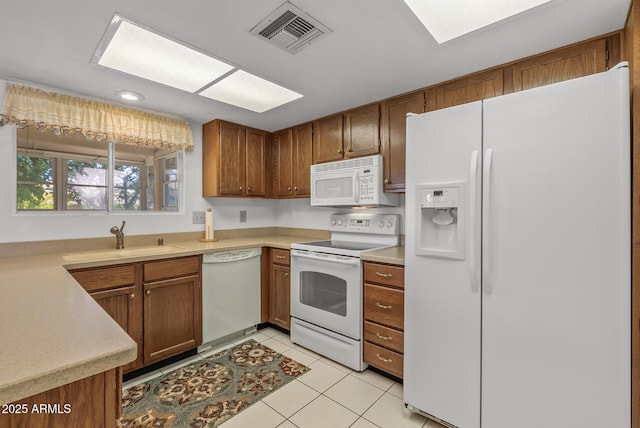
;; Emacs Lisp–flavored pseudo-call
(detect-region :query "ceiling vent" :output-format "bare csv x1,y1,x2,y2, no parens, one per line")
250,2,331,54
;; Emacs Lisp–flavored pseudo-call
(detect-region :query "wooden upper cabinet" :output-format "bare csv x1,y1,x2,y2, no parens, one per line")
344,103,381,158
432,68,504,111
245,127,268,197
507,39,608,92
272,129,293,197
202,119,269,197
271,123,312,198
218,121,246,196
381,91,425,193
292,122,313,197
313,114,344,164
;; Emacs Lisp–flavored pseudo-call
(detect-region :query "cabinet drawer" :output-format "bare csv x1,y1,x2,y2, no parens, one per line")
364,284,404,330
70,264,136,293
143,256,200,282
272,248,290,266
364,321,404,354
363,263,404,289
364,341,403,378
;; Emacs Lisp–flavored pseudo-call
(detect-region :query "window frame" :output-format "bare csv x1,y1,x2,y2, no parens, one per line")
13,128,184,215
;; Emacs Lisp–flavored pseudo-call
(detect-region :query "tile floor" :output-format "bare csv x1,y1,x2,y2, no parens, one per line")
122,327,447,428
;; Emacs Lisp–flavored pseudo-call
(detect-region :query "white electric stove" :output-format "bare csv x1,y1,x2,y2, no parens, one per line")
290,213,400,371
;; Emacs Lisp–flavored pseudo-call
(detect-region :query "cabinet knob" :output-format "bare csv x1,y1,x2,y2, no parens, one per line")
384,178,390,184
288,186,292,191
347,148,352,153
376,302,393,310
376,354,393,363
294,186,298,191
247,186,251,191
239,186,243,191
375,271,392,278
376,332,392,341
276,255,286,259
129,293,135,300
285,272,289,277
146,290,151,296
338,150,343,154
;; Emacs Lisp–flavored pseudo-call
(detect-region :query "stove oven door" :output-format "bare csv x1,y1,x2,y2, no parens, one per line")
290,249,362,339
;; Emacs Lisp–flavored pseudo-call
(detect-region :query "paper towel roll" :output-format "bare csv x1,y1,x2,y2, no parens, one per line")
205,209,214,240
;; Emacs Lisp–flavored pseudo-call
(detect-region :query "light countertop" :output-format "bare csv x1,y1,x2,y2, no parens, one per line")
0,233,403,405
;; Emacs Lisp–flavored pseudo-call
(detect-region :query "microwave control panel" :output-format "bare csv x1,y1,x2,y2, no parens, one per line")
358,168,376,202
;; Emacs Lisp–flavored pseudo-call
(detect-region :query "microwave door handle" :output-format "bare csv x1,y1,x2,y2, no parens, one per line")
354,171,360,203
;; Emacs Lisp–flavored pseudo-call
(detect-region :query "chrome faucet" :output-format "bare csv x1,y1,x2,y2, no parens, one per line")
110,221,126,249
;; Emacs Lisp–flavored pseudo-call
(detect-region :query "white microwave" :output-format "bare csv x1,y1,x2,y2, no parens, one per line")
310,155,400,207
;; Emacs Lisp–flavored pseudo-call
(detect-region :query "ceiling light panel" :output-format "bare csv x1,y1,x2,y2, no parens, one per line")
403,0,552,44
198,70,303,113
93,15,234,92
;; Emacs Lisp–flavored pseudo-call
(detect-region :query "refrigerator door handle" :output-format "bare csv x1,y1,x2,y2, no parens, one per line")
483,148,493,294
469,150,480,293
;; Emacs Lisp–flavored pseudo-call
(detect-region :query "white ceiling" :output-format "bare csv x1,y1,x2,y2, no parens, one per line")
0,0,630,131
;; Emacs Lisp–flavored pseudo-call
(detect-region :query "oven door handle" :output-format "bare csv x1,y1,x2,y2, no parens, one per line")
291,250,361,266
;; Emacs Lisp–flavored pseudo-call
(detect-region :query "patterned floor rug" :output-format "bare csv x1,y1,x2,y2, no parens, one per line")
118,339,310,427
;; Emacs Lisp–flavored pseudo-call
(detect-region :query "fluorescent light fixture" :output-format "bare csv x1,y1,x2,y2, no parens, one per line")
93,15,234,92
198,70,303,113
114,90,144,101
403,0,552,43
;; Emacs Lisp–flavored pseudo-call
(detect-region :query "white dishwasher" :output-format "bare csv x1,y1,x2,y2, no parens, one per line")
201,247,262,347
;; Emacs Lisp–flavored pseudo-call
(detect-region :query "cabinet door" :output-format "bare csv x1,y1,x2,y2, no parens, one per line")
90,285,143,372
270,264,290,330
344,103,380,158
507,39,608,92
272,129,293,197
433,68,504,110
245,127,268,197
292,123,313,197
143,275,202,364
313,114,344,163
381,91,425,192
218,121,246,196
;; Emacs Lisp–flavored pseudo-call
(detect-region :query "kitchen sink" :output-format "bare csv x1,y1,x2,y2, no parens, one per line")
63,245,186,262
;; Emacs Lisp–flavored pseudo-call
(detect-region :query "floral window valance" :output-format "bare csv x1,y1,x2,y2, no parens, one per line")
0,83,193,151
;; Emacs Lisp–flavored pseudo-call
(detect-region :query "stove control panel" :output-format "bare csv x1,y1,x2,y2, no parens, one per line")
329,213,400,235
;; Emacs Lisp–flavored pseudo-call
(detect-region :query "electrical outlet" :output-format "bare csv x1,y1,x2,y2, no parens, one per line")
240,210,247,223
192,211,205,224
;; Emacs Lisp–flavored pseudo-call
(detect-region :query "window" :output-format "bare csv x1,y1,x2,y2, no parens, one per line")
16,127,182,212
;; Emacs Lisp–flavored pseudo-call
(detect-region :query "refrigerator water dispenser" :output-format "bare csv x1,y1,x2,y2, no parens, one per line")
415,182,465,260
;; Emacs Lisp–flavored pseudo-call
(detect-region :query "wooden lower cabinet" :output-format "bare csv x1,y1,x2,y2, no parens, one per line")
90,285,143,372
69,255,202,372
142,256,202,365
363,261,405,378
70,264,143,372
267,248,291,330
1,368,120,428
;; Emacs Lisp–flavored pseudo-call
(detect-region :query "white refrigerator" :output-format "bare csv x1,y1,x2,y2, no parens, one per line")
404,64,630,428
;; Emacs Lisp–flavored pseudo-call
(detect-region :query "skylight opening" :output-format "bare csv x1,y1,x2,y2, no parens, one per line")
403,0,552,44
